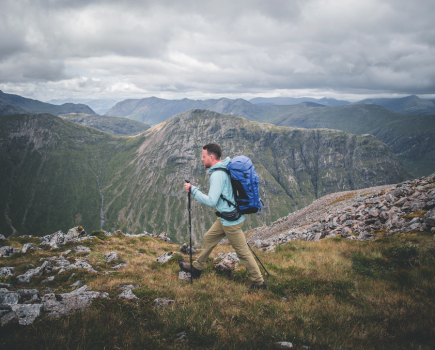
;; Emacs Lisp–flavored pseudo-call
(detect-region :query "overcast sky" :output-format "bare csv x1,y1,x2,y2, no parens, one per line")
1,0,434,102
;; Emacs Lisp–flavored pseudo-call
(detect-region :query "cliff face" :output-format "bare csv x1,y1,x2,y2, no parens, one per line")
0,111,412,243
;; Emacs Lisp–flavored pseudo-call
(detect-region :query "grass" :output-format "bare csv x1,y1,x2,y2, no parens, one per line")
1,231,435,349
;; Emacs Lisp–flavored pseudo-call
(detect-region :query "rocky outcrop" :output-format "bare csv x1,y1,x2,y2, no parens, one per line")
104,252,119,262
214,252,240,276
0,267,15,277
180,243,197,254
16,261,51,283
0,246,20,257
156,251,182,264
248,173,435,251
41,285,108,318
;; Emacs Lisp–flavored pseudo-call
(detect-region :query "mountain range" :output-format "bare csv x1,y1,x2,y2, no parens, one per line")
0,90,96,116
0,110,411,242
47,98,121,115
105,97,435,177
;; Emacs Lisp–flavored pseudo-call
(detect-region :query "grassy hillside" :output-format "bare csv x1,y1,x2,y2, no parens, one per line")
0,111,411,242
59,113,150,136
1,229,434,349
0,90,96,116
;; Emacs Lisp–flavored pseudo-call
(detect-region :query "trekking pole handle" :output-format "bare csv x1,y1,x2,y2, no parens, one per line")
185,179,192,193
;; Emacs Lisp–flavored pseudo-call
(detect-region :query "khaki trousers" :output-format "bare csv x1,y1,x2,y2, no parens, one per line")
192,218,264,285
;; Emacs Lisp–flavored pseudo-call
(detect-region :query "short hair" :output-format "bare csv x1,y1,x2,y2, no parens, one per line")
203,143,222,160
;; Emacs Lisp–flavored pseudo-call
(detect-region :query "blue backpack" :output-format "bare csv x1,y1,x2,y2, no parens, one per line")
215,155,264,215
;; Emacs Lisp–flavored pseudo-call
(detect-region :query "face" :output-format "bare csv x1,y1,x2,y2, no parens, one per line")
202,149,214,168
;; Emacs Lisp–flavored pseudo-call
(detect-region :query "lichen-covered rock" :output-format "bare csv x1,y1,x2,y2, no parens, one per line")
41,276,55,284
21,243,36,253
104,252,119,262
40,231,67,249
153,298,174,308
16,261,51,283
214,252,240,275
178,271,191,281
75,245,91,253
0,267,15,277
41,285,108,318
156,251,181,264
112,263,128,269
0,246,14,257
0,290,20,305
180,243,197,254
60,260,97,274
117,289,138,300
158,232,172,243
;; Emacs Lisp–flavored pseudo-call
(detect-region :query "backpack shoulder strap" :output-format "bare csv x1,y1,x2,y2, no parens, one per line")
213,169,237,208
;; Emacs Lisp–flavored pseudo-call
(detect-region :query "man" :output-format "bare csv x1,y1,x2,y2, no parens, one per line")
180,143,266,290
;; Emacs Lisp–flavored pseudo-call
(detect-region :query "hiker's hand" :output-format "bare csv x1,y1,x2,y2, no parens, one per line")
184,183,192,193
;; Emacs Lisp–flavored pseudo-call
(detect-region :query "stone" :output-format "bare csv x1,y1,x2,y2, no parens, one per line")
0,290,20,305
156,251,181,264
40,231,67,249
276,341,293,348
43,287,53,293
158,232,172,243
17,261,51,283
104,252,120,262
0,246,14,257
175,330,187,343
214,252,240,275
0,267,15,277
117,288,138,300
424,200,435,211
55,259,71,266
153,298,174,308
178,271,191,281
62,260,97,273
112,263,128,269
0,234,5,240
9,304,43,325
75,245,91,253
70,280,83,287
41,286,108,318
180,243,197,254
21,243,36,253
60,249,72,256
117,284,140,290
41,276,55,283
0,283,13,289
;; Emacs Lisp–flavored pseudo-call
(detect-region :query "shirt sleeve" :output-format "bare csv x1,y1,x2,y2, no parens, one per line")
191,172,224,208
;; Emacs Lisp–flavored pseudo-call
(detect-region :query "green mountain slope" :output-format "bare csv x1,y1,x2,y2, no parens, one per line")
355,95,435,115
0,90,96,115
59,113,150,136
260,104,435,178
0,111,411,242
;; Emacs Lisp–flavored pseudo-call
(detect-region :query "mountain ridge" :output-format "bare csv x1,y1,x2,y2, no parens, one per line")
0,110,412,242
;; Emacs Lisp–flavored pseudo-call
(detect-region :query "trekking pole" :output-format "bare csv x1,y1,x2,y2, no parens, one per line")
247,242,269,276
185,180,193,285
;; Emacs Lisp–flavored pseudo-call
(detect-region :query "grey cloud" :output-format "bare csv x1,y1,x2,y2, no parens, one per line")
1,0,435,100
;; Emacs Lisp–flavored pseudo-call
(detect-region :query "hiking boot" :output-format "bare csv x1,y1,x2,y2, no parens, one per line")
179,262,202,279
249,281,267,290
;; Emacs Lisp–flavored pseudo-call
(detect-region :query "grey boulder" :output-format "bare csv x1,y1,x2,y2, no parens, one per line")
104,252,119,263
1,304,43,326
16,261,51,283
117,289,138,300
0,267,15,277
41,285,108,318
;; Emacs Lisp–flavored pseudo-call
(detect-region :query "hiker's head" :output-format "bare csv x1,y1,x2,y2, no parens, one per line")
202,143,222,168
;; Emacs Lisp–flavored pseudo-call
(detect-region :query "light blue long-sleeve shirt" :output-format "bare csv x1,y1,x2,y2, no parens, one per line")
191,157,245,226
